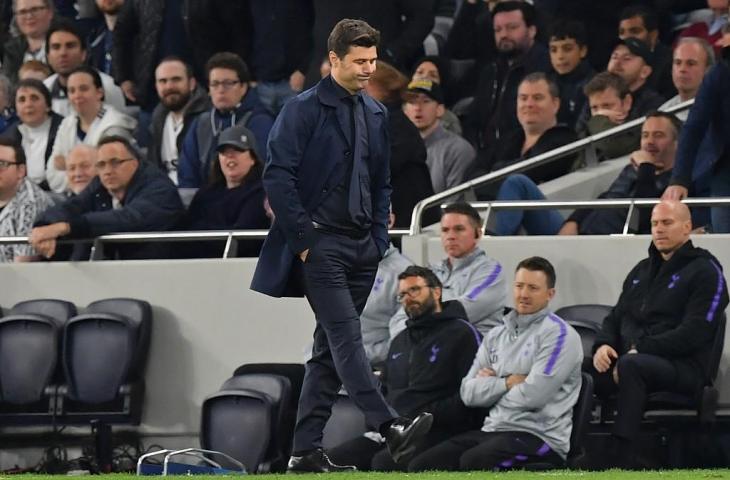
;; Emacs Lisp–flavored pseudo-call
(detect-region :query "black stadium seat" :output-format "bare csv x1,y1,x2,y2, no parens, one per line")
0,299,77,425
219,373,292,471
200,388,273,473
58,298,152,424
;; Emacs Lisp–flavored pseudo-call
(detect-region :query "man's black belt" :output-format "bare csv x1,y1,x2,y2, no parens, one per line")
312,221,370,239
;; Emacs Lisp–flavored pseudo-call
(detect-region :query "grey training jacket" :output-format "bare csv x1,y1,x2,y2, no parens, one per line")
390,248,507,339
460,307,583,458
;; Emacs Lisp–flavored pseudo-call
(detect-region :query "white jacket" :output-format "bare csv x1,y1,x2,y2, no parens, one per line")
44,71,127,117
46,105,137,193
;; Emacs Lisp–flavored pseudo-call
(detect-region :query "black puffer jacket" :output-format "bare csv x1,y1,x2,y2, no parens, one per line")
384,300,483,432
594,241,729,381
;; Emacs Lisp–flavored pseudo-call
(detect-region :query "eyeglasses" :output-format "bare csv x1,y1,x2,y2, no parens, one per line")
209,79,241,90
0,160,19,170
15,5,47,17
397,285,431,302
95,157,135,170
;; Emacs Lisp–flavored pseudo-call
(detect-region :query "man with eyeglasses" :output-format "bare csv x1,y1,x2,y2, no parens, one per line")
327,265,483,471
391,202,507,339
30,135,183,260
409,256,583,472
0,137,53,262
177,52,274,188
1,0,54,84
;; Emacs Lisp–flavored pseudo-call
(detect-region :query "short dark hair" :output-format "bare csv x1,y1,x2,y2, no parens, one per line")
516,256,556,288
520,72,559,98
16,78,52,109
548,18,587,47
492,1,537,28
644,110,682,140
397,265,443,290
205,52,251,84
0,136,26,165
583,71,630,99
442,203,482,230
619,4,658,32
157,55,195,80
327,18,381,59
46,18,86,53
97,135,141,161
68,65,103,89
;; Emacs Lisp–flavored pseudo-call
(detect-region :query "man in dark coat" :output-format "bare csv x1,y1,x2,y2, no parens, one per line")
304,0,435,86
30,135,184,260
251,19,433,473
588,200,728,469
664,44,730,233
328,266,482,471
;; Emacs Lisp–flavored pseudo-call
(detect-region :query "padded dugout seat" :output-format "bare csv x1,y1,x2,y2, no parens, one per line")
0,299,77,425
57,298,152,424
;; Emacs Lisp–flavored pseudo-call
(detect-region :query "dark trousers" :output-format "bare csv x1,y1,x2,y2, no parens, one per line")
293,231,398,453
408,430,564,471
589,353,699,440
327,430,456,471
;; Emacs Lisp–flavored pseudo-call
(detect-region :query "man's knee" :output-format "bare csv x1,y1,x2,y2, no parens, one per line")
616,353,645,381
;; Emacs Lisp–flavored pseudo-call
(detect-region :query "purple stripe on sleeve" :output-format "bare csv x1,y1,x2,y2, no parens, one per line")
706,260,725,322
457,318,483,347
544,315,568,375
466,264,502,301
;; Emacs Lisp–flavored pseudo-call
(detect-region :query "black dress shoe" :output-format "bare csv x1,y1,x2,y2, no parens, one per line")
286,449,356,473
384,412,434,464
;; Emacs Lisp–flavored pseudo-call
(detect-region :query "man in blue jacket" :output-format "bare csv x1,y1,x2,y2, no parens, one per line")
664,44,730,232
178,52,274,188
251,18,432,473
29,135,183,260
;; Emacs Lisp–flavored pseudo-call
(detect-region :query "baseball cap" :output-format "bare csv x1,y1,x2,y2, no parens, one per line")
613,37,653,65
404,79,445,104
216,123,258,153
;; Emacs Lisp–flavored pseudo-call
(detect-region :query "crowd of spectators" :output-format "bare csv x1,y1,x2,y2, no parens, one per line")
0,0,726,261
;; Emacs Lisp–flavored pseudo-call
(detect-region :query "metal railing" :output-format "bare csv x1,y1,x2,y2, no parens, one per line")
459,197,730,236
408,99,695,234
0,228,413,261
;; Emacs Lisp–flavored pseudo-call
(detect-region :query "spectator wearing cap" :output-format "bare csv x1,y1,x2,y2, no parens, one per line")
607,38,665,116
411,56,462,136
364,61,437,229
31,134,184,260
618,4,675,99
403,79,476,195
178,52,274,188
178,124,270,258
